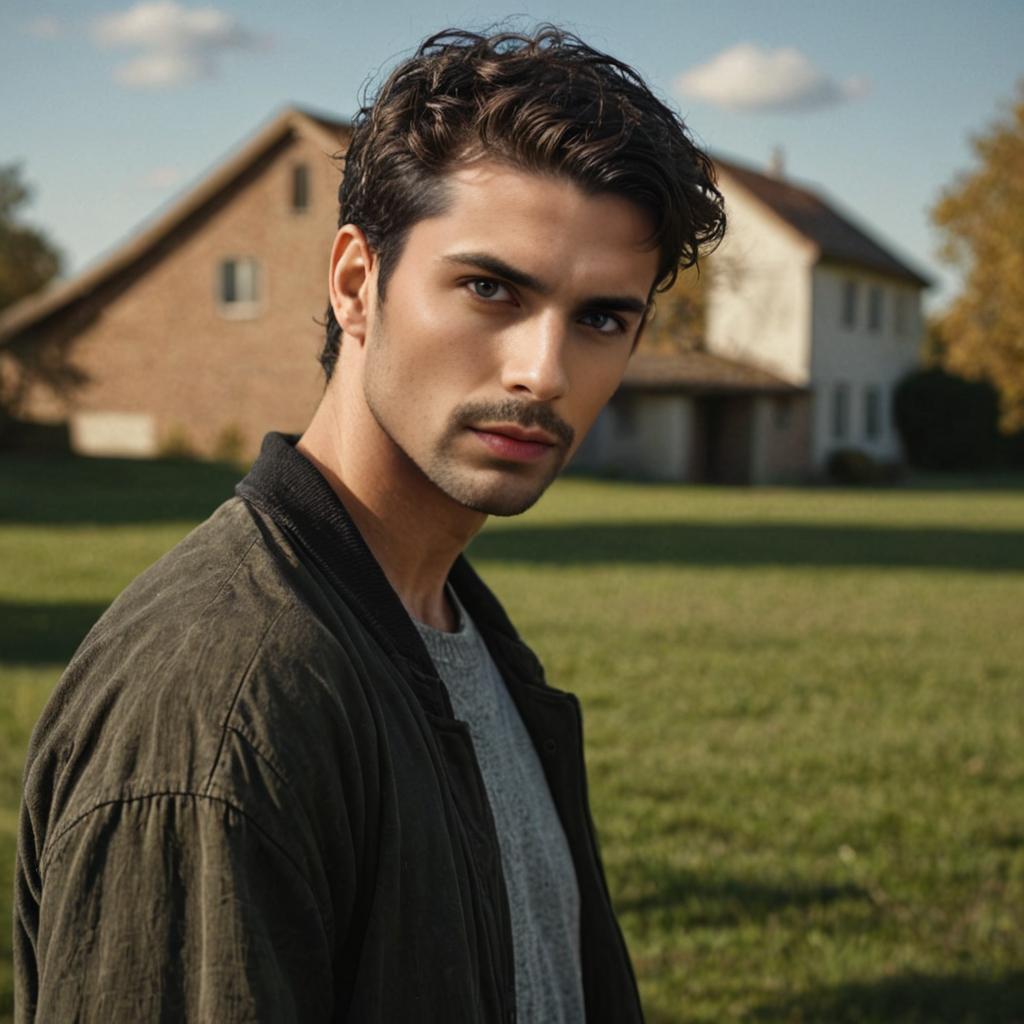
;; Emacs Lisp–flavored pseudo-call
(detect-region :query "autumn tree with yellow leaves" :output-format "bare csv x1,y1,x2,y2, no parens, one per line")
931,82,1024,432
640,264,709,352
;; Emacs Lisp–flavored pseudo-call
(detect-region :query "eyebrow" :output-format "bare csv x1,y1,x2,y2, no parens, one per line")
442,251,649,317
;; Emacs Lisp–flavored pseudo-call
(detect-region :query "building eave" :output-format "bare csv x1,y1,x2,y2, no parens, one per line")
619,349,808,397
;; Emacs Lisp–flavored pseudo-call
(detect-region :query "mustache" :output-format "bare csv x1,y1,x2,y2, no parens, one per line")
450,399,575,448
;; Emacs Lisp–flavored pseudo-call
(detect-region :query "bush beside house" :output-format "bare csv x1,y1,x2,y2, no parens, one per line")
894,367,1024,470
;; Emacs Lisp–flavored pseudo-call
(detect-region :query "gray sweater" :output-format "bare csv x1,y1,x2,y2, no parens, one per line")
415,590,585,1023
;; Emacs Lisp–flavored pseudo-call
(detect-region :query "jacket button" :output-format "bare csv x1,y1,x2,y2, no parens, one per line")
542,738,557,755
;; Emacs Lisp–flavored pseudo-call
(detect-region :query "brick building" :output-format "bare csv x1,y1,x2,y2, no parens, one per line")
0,107,349,459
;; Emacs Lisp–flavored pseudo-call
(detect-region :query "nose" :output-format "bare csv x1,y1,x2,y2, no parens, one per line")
500,313,569,402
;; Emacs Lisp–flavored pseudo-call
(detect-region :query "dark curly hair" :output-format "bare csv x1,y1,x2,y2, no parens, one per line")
320,25,726,379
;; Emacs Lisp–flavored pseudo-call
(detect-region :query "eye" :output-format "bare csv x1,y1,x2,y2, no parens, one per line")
578,310,626,335
467,278,514,302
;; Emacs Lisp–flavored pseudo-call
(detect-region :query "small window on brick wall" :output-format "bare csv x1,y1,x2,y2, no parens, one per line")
291,164,310,212
218,258,261,318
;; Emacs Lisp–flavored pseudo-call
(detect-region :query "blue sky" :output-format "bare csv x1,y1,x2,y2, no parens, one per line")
2,0,1022,312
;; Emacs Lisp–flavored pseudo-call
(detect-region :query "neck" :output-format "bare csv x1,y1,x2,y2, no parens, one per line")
297,385,485,632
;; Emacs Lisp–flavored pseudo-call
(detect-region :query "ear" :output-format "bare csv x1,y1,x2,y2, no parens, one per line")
329,224,376,345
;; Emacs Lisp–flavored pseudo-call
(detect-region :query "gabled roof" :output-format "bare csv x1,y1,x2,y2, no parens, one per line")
621,349,804,395
714,156,933,288
0,106,350,345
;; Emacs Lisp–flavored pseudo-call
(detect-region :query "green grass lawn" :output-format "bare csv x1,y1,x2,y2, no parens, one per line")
2,454,1023,1022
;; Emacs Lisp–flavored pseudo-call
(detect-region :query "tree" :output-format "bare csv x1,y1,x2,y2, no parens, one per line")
0,165,66,441
0,163,62,312
642,263,708,351
931,81,1024,432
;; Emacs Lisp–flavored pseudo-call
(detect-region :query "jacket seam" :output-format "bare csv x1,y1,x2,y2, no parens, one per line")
194,527,262,623
202,604,290,796
39,788,327,934
225,722,293,791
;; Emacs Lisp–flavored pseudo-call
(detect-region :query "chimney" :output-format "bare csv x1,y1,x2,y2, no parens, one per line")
768,146,785,179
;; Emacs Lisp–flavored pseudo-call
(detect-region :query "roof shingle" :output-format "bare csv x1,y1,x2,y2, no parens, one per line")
715,157,932,287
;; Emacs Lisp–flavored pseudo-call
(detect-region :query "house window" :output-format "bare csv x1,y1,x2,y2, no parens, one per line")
291,164,310,212
864,385,882,440
867,285,883,332
831,382,850,441
841,279,858,328
218,258,261,317
894,292,909,335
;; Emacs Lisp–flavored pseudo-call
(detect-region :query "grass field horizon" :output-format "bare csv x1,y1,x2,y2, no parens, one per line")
2,453,1023,1022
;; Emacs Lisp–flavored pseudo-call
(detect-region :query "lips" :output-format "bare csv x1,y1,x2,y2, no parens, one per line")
469,424,558,463
478,423,559,445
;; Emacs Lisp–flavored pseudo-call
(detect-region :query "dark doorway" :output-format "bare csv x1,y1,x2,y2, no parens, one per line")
692,396,755,483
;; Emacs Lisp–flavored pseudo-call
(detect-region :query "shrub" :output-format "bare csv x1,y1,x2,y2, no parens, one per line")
212,423,247,465
825,448,900,485
158,424,195,460
893,368,1012,470
0,418,71,454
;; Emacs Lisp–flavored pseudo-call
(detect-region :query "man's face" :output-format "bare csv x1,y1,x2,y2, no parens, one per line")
359,160,660,516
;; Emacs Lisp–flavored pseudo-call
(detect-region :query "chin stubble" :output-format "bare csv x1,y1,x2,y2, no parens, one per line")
426,398,575,515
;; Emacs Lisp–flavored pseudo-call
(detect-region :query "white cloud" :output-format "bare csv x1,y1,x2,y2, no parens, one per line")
26,16,63,38
114,50,205,87
93,1,267,89
675,43,870,113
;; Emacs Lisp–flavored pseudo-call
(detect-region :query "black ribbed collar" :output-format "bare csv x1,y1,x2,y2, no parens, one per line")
236,432,542,717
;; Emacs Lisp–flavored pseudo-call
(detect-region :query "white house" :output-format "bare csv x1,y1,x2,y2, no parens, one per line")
575,155,932,483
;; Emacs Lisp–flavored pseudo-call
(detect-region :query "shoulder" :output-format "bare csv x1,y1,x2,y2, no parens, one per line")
21,496,381,871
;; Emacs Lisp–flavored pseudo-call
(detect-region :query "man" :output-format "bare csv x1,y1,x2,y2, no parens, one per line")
15,26,724,1023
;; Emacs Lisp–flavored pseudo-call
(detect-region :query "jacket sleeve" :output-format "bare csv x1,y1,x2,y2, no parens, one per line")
27,790,334,1023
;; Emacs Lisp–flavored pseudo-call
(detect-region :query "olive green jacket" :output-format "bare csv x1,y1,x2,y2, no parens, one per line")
15,432,643,1023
